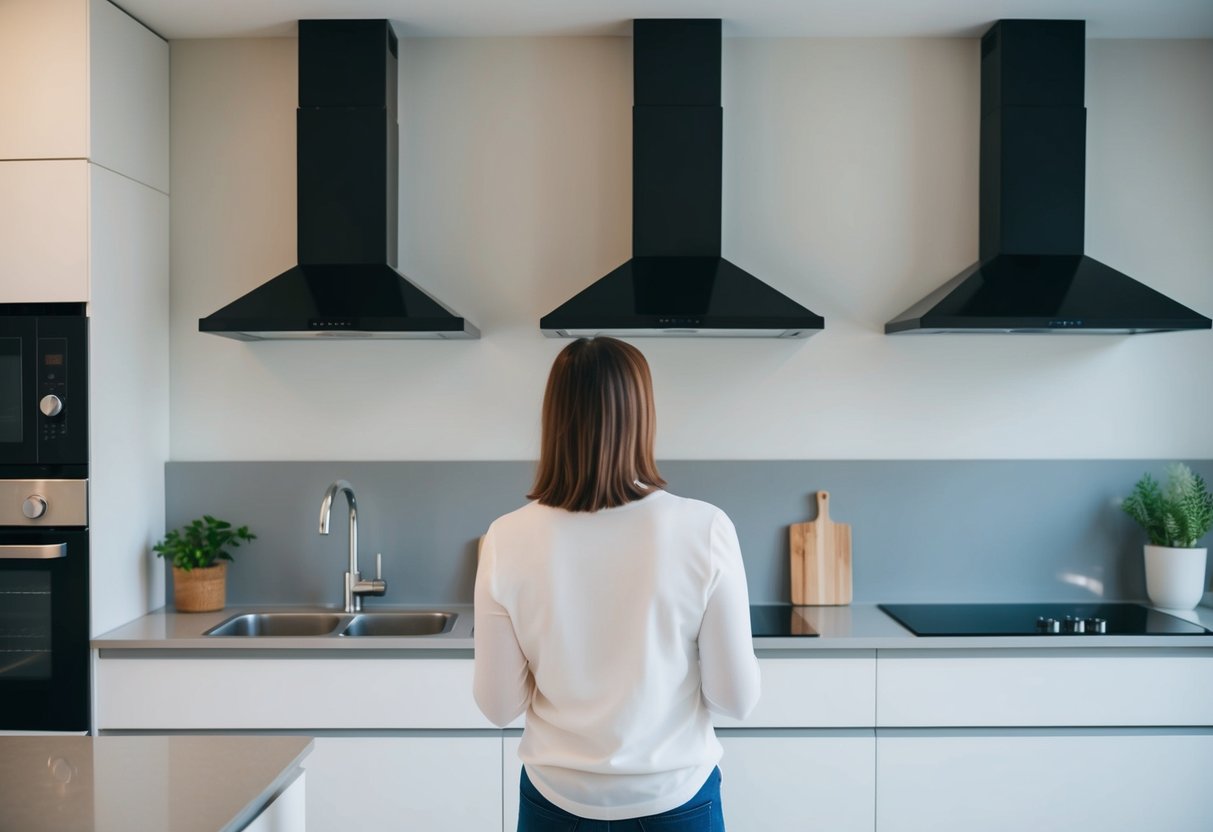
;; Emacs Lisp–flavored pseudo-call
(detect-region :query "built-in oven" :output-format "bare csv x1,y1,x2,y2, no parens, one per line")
1,304,90,732
0,479,90,732
0,306,88,474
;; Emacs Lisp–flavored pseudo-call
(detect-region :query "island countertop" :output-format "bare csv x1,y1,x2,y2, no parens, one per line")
0,735,312,832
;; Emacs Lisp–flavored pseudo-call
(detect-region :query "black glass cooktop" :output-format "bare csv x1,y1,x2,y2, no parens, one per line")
879,603,1210,637
750,604,819,637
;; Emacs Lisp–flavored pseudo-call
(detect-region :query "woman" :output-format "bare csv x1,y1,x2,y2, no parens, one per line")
474,336,761,831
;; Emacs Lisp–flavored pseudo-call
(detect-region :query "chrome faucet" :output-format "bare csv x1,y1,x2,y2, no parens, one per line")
318,480,386,612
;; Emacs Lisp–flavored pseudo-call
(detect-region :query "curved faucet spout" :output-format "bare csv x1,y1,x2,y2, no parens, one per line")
319,480,360,610
319,479,357,536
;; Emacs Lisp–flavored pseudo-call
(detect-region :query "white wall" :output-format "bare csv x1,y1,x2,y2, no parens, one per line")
169,37,1213,461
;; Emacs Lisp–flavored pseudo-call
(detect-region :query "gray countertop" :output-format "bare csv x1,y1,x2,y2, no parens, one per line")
0,735,312,832
92,602,1213,652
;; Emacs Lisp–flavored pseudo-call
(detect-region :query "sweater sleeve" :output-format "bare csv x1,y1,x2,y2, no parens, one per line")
472,527,534,727
698,511,762,720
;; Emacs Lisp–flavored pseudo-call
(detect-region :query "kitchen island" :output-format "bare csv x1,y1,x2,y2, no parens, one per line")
0,735,311,832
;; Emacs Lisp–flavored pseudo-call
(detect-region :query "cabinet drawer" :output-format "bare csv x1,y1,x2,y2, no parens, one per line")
713,652,876,728
876,729,1213,831
96,657,491,729
877,648,1213,727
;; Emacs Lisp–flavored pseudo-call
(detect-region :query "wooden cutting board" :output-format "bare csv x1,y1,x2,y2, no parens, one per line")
789,491,852,605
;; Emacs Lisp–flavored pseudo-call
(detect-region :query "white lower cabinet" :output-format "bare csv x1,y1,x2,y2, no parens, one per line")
303,735,502,832
719,733,875,831
504,732,876,831
876,729,1213,832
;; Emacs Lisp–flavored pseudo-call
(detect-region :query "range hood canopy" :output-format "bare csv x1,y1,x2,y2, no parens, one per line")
199,20,478,341
541,19,823,338
886,19,1210,335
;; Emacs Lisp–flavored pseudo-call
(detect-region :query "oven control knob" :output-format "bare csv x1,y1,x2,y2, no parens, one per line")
22,495,48,519
1036,617,1060,634
1085,617,1108,634
1063,616,1086,634
40,394,63,418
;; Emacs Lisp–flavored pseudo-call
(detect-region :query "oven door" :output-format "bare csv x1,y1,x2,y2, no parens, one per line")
0,318,37,467
0,528,89,731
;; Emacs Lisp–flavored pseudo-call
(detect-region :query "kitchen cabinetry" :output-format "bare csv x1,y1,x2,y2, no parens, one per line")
0,0,90,160
0,0,168,188
719,733,874,830
0,161,89,302
875,648,1213,830
0,0,170,640
98,655,506,832
0,0,168,306
304,736,500,832
96,643,1213,830
877,729,1213,831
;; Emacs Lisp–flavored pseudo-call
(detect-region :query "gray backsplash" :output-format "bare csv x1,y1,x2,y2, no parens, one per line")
165,460,1213,606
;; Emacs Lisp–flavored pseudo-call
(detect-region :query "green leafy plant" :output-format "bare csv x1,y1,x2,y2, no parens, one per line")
154,515,256,571
1122,464,1213,549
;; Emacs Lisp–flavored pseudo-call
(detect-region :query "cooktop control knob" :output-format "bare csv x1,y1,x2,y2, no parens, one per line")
1064,616,1086,634
40,394,63,418
1085,617,1108,634
22,495,48,519
1036,617,1060,634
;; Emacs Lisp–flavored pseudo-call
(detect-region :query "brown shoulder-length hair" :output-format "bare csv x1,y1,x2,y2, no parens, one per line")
528,337,666,512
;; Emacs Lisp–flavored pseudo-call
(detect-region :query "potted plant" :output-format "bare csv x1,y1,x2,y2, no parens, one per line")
154,515,255,613
1121,463,1213,610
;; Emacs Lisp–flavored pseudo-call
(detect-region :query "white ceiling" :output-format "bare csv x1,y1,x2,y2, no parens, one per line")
120,0,1213,40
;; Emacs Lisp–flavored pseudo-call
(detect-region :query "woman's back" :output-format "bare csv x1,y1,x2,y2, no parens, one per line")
475,488,759,820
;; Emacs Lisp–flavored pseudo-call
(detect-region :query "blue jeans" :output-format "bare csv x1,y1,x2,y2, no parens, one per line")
518,767,724,832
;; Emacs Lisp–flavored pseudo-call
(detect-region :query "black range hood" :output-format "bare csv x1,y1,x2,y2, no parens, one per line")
887,20,1210,335
541,19,823,338
200,20,478,341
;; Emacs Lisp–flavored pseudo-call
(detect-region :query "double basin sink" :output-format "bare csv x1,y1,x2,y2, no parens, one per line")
204,611,456,638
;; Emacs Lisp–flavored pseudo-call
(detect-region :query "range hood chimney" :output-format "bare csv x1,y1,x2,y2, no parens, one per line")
199,20,479,341
541,19,823,338
886,20,1210,335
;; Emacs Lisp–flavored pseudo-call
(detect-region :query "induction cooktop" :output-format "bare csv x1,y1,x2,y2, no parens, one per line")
750,604,819,637
879,602,1210,637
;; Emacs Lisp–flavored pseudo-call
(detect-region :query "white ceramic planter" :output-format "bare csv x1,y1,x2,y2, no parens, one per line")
1144,545,1208,610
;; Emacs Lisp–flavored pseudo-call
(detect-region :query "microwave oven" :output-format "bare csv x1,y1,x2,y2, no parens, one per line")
0,308,87,475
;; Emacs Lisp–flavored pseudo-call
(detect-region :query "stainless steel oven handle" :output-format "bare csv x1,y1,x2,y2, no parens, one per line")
0,544,67,559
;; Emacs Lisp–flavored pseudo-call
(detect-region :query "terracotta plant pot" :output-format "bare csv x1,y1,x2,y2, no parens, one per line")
172,563,227,613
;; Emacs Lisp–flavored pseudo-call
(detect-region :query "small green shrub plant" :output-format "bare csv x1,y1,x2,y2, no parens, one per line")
154,515,256,571
1122,463,1213,549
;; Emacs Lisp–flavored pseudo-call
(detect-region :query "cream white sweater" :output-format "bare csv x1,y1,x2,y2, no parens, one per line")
473,489,761,820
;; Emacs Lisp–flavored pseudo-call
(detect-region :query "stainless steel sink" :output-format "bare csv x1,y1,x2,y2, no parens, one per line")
204,612,346,637
340,612,455,637
202,610,460,638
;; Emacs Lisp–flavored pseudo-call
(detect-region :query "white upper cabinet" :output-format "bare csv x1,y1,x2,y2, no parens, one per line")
0,160,89,302
0,0,90,160
0,0,168,191
88,0,169,192
0,0,167,304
